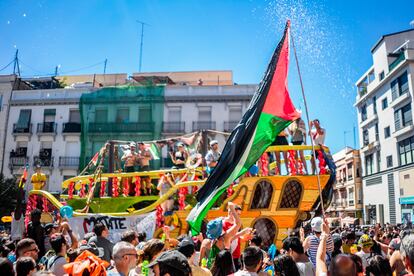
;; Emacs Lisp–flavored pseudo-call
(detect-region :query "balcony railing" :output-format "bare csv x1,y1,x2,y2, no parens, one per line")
59,157,80,168
163,122,185,133
89,122,154,133
389,51,406,72
33,156,54,167
12,123,32,134
224,121,239,132
192,121,216,131
37,123,57,134
9,156,28,168
63,122,81,133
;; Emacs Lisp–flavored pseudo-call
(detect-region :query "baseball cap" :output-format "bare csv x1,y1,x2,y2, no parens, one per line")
206,218,223,240
44,223,59,234
311,217,323,232
177,238,195,258
389,238,401,250
148,250,191,275
209,140,218,146
177,142,184,147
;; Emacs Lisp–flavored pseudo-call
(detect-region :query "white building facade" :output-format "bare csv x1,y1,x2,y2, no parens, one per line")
1,74,256,193
354,29,414,224
3,87,88,192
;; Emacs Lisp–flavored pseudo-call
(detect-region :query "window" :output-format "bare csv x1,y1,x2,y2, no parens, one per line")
358,188,363,204
386,155,393,168
398,136,414,166
373,96,377,115
348,187,354,206
368,70,375,83
376,150,381,172
168,107,181,122
0,95,3,111
382,98,388,110
116,108,129,123
279,180,302,208
363,129,369,146
229,106,242,122
347,163,353,181
375,123,379,141
251,180,273,209
43,109,56,123
365,154,373,175
394,103,412,131
384,126,391,138
361,105,367,121
198,107,212,122
391,71,409,100
69,109,81,123
356,167,361,178
379,71,385,81
95,109,107,123
138,106,152,122
16,109,31,129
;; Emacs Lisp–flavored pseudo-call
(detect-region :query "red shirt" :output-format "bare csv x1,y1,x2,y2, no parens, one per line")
222,220,241,258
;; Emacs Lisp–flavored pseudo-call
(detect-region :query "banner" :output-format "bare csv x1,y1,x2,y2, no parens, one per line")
68,212,156,242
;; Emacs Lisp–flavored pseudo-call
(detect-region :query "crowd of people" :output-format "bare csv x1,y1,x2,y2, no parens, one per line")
2,201,414,276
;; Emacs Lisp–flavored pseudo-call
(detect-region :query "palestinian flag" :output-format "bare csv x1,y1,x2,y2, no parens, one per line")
145,143,160,160
187,21,300,234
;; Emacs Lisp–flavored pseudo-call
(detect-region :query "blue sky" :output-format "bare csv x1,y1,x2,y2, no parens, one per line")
1,0,413,154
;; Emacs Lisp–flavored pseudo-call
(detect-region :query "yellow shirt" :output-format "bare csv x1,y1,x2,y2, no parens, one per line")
31,173,46,190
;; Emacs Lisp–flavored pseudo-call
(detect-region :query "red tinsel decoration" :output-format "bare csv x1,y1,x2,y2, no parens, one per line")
227,183,234,197
178,187,188,210
317,150,327,174
68,182,75,199
25,195,36,228
297,157,304,175
156,205,164,227
112,177,119,197
260,154,269,176
288,150,297,176
192,185,198,194
122,178,129,196
79,183,86,198
100,180,107,197
134,176,141,196
42,196,48,212
89,178,94,188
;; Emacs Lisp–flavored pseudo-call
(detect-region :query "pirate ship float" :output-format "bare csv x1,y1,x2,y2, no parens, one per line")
27,21,336,248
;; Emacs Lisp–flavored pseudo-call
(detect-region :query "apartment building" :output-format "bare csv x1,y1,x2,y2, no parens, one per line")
327,147,363,226
354,28,414,224
1,71,257,193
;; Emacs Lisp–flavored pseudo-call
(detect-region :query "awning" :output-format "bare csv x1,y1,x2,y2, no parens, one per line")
400,196,414,205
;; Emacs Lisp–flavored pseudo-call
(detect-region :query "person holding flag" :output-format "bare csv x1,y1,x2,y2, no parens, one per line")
187,20,300,234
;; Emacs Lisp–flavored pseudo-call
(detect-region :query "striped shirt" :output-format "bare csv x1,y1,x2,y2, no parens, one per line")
307,234,334,267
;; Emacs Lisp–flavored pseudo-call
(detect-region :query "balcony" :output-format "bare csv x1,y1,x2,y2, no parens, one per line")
390,92,411,109
89,122,154,133
12,123,32,138
163,122,185,133
360,114,378,128
389,51,406,72
33,156,54,168
394,123,414,139
63,122,81,133
361,140,380,153
224,121,239,132
59,157,80,169
9,156,28,169
192,121,216,131
37,123,57,135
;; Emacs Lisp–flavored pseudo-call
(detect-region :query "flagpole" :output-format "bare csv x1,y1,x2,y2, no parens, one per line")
290,28,325,217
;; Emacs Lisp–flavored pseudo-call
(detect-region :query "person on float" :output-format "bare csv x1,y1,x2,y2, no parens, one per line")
31,165,46,191
205,140,221,175
309,119,326,174
137,142,153,195
170,142,188,169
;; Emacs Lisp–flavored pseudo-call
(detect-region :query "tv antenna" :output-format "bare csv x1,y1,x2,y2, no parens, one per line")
136,20,150,72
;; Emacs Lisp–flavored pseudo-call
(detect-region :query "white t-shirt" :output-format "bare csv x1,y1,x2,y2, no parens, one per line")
296,261,315,276
48,255,67,276
355,251,371,268
311,128,326,146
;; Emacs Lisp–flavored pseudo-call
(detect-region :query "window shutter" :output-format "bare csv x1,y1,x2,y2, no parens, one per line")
391,79,398,101
394,109,401,131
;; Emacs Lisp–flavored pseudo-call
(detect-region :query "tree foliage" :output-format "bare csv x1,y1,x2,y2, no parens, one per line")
0,174,18,218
